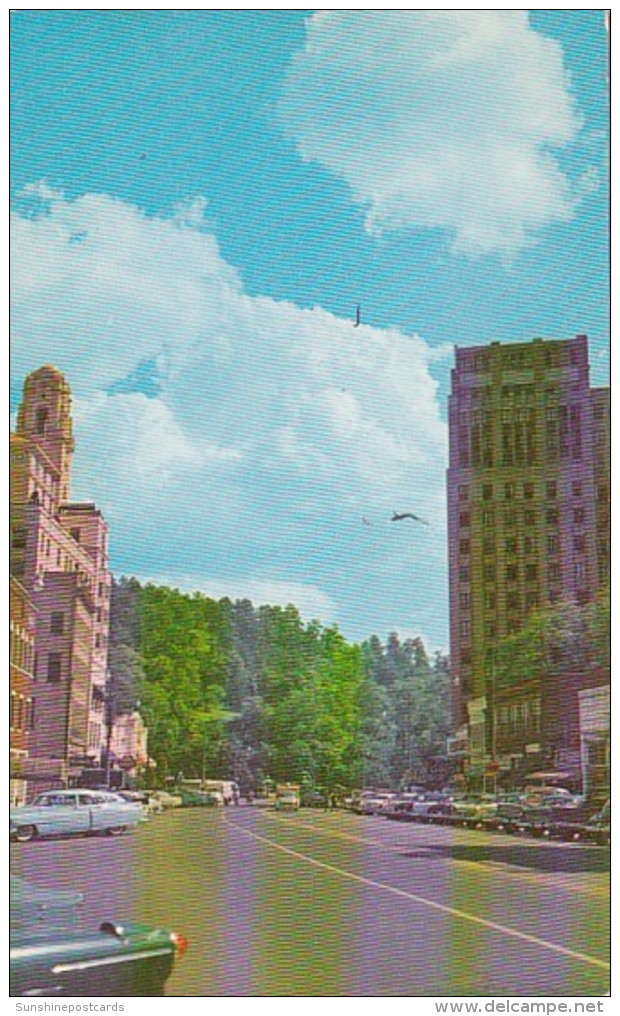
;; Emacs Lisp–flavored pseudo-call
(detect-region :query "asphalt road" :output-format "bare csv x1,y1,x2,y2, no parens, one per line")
10,806,610,997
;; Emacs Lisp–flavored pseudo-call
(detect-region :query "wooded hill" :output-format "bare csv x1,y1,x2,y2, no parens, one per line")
109,577,451,793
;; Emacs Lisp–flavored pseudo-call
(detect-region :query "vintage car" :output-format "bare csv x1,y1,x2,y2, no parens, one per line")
10,789,144,842
10,878,187,996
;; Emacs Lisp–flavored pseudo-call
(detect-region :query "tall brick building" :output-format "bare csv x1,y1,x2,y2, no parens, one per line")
10,366,112,791
446,336,609,786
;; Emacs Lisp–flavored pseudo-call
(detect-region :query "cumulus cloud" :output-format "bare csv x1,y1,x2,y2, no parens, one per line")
279,10,583,254
11,187,448,643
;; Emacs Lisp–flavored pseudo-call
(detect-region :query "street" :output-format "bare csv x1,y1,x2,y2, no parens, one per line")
11,807,610,997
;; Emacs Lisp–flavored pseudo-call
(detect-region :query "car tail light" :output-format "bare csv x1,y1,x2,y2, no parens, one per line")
170,932,188,959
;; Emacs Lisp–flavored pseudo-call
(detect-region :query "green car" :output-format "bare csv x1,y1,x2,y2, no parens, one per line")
10,879,187,997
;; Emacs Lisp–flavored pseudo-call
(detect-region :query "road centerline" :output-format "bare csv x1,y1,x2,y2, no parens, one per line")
224,814,609,972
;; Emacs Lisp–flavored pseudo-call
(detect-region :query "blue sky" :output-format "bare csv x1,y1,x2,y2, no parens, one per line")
10,10,609,650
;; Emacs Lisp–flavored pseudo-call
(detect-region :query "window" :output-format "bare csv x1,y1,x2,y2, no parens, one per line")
482,484,493,501
25,698,35,730
524,511,537,526
50,612,64,635
460,619,471,639
549,563,561,582
483,510,494,526
524,537,536,554
459,566,470,582
459,540,470,556
574,535,586,553
35,406,48,435
546,481,557,499
459,513,470,528
506,564,518,582
47,653,62,682
525,564,538,583
572,482,582,498
523,483,535,500
575,562,586,582
459,485,469,502
547,534,559,554
483,537,494,554
597,485,609,503
593,401,607,420
507,593,520,612
546,510,559,526
504,483,515,500
505,538,517,555
484,564,496,581
504,511,516,527
70,527,81,543
484,592,495,610
459,591,470,610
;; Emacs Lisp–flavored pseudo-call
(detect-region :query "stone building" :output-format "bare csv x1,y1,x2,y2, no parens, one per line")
10,366,112,790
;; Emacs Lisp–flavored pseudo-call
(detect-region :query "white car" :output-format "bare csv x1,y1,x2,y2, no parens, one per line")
10,789,144,842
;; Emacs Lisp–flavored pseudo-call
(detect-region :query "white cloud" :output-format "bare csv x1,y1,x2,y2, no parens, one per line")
279,10,582,255
10,187,448,643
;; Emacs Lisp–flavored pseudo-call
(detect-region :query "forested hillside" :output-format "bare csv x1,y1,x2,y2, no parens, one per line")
109,577,450,793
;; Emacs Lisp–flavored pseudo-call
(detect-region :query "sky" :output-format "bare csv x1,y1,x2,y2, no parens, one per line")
10,9,609,651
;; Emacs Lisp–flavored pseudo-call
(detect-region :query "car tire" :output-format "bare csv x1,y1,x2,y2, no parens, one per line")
106,826,126,837
14,824,37,843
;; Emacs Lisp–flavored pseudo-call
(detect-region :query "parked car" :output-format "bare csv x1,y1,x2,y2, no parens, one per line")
10,877,187,996
151,790,183,809
175,788,220,807
275,786,301,811
10,790,144,843
357,792,395,815
300,789,328,808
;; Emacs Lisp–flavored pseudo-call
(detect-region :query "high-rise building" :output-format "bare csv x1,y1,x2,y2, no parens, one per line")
10,366,111,791
446,336,609,784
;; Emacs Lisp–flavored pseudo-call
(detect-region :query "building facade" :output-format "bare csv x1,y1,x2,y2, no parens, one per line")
10,366,112,789
446,336,609,786
9,577,37,804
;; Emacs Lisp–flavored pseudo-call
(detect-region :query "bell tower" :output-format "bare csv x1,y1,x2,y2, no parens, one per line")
17,365,75,503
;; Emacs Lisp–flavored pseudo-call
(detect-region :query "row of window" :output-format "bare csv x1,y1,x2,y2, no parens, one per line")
458,481,608,503
458,561,588,584
459,533,591,556
459,508,588,530
459,342,584,374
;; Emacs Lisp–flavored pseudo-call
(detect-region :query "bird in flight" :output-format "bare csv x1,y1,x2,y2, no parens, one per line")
391,510,429,525
354,304,361,327
362,516,372,526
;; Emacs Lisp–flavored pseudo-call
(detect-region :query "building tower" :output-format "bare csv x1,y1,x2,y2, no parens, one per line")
446,335,609,785
16,364,75,504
